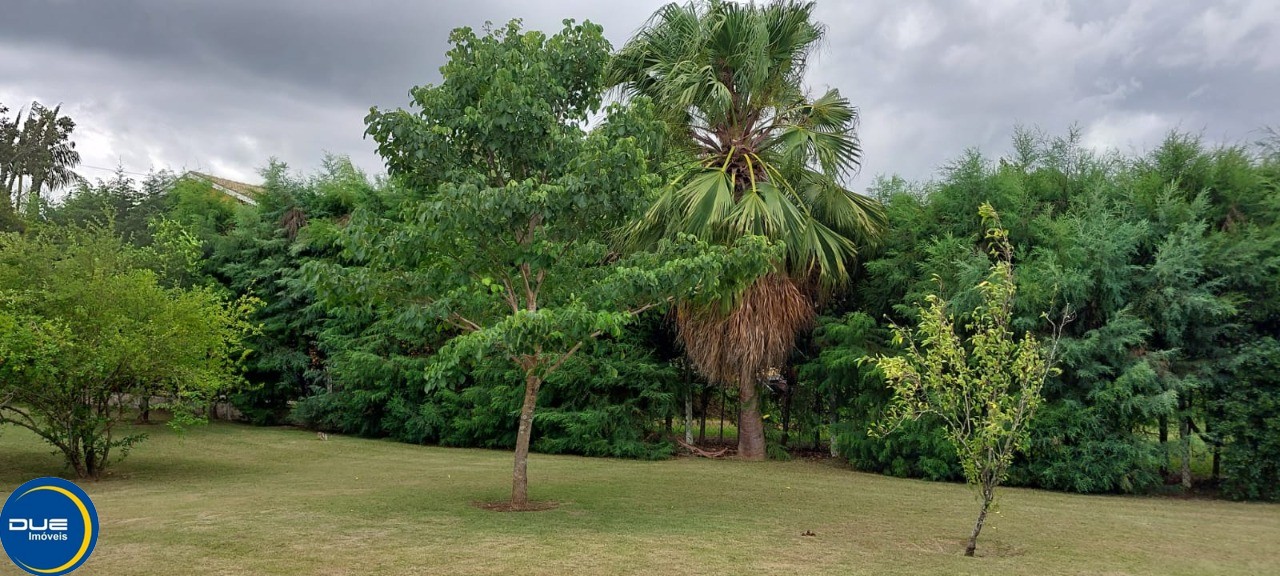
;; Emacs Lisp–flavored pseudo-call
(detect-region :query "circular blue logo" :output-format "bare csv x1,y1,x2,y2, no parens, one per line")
0,478,99,575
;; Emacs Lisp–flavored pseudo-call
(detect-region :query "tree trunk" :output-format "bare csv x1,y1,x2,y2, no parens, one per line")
780,379,793,447
77,436,101,481
66,445,87,479
828,390,839,457
734,394,740,439
28,173,45,214
684,389,694,445
86,445,101,481
1212,442,1220,481
811,394,822,451
1205,415,1220,482
1158,414,1169,476
698,386,710,444
965,492,994,557
737,378,766,460
511,371,541,508
719,388,725,442
1181,416,1193,490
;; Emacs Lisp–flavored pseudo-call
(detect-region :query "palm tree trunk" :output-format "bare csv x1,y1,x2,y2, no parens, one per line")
675,275,812,462
737,378,766,460
14,174,23,212
29,172,45,213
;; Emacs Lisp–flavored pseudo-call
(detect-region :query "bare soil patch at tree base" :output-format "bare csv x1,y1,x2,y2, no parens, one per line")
473,500,560,512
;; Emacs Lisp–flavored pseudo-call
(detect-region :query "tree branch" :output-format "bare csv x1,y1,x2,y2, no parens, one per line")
625,300,665,317
519,263,537,312
500,277,520,315
0,405,70,454
444,312,483,333
543,340,584,377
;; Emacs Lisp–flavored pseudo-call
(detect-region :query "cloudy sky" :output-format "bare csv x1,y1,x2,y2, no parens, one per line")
2,0,1277,188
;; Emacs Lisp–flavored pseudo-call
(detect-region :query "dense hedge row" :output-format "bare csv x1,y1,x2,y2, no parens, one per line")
805,130,1280,499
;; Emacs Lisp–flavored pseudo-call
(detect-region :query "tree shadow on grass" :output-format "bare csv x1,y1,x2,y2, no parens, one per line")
93,454,255,484
0,443,68,486
905,537,1028,558
0,441,254,488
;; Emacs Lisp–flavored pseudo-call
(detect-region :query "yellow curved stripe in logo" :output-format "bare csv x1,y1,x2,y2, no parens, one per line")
14,486,93,574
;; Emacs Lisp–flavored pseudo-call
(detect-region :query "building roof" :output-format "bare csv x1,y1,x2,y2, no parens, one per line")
182,171,263,206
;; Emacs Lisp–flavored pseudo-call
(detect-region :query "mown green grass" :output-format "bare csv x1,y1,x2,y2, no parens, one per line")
1,423,1277,575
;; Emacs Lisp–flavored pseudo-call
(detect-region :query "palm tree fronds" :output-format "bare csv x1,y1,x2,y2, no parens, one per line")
675,169,737,237
799,170,886,245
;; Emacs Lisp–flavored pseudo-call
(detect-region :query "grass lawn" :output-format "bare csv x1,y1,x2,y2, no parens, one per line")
1,423,1277,575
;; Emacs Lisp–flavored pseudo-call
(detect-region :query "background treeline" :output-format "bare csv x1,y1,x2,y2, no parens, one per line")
10,112,1279,499
41,157,690,461
811,129,1280,500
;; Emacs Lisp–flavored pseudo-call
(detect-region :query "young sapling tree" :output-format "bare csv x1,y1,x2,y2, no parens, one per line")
874,203,1069,557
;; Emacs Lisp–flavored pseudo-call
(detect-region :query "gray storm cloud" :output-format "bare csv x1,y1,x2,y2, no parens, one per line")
1,0,1276,186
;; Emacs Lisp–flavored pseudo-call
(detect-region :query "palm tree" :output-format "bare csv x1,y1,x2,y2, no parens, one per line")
608,0,884,459
0,102,83,215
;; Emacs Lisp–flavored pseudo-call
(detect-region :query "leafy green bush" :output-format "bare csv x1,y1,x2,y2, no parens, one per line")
0,225,254,478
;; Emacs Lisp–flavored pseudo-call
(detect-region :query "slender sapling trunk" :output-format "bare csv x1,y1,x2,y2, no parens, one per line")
965,489,994,557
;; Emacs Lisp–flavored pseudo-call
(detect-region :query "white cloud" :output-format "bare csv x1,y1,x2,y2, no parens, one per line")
1083,112,1171,152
